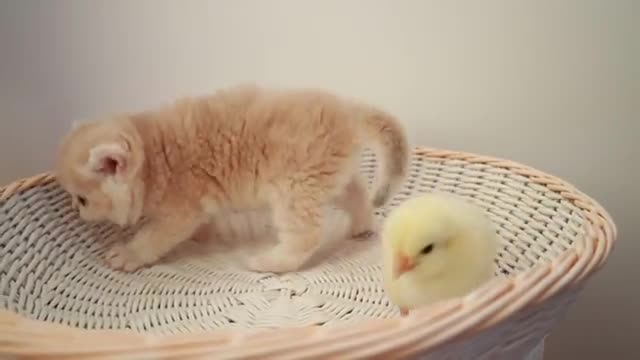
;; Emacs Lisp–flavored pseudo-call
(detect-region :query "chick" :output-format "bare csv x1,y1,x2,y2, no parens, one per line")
382,192,498,316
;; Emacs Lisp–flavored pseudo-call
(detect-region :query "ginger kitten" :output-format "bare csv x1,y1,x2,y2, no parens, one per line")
54,85,409,273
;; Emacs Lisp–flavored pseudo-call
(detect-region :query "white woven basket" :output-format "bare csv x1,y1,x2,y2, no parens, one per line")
0,147,616,359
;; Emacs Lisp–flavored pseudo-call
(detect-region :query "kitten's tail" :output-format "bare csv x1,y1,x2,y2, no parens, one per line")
354,104,410,207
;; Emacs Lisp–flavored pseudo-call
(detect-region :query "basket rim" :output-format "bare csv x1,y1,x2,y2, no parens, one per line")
0,146,617,359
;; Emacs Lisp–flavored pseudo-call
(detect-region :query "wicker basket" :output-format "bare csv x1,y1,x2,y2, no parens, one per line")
0,147,616,359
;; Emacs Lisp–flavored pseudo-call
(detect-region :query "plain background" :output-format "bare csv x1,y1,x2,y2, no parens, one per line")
0,1,637,358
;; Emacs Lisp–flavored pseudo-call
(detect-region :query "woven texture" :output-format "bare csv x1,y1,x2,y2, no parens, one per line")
0,147,616,359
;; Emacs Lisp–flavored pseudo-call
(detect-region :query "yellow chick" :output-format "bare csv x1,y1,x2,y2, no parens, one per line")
382,192,498,315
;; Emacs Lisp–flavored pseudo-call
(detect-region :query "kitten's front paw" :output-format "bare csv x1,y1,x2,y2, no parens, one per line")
246,254,277,273
105,243,148,272
247,252,302,274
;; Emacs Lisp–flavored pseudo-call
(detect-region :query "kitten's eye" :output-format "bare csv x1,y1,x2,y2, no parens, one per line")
421,244,434,255
76,196,87,207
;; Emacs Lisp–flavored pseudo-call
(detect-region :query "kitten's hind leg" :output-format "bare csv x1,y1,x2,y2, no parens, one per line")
334,174,375,239
247,188,325,273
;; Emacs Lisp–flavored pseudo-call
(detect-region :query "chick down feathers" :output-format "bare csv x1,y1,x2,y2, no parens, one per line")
382,192,499,313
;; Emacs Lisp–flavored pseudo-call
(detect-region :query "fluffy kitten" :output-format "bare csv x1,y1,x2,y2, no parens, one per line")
54,85,409,273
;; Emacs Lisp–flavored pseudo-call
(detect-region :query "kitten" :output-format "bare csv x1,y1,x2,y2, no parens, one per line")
54,85,409,273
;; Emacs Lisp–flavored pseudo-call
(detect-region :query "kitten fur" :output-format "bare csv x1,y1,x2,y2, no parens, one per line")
55,85,409,273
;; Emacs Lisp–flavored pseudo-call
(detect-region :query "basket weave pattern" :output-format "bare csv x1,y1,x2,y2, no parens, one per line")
0,147,616,359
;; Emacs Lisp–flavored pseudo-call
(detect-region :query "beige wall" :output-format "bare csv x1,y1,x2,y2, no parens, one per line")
1,1,637,358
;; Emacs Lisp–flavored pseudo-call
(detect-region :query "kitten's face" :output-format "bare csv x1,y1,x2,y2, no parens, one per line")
55,120,144,227
60,173,116,223
57,167,137,226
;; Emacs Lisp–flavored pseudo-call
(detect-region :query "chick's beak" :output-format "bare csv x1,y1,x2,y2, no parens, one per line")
393,254,415,279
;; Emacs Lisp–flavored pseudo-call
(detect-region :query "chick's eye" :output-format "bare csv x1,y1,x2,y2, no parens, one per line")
421,244,434,255
76,196,87,207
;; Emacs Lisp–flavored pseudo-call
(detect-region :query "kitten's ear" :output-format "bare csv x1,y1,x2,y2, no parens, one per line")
87,143,129,178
